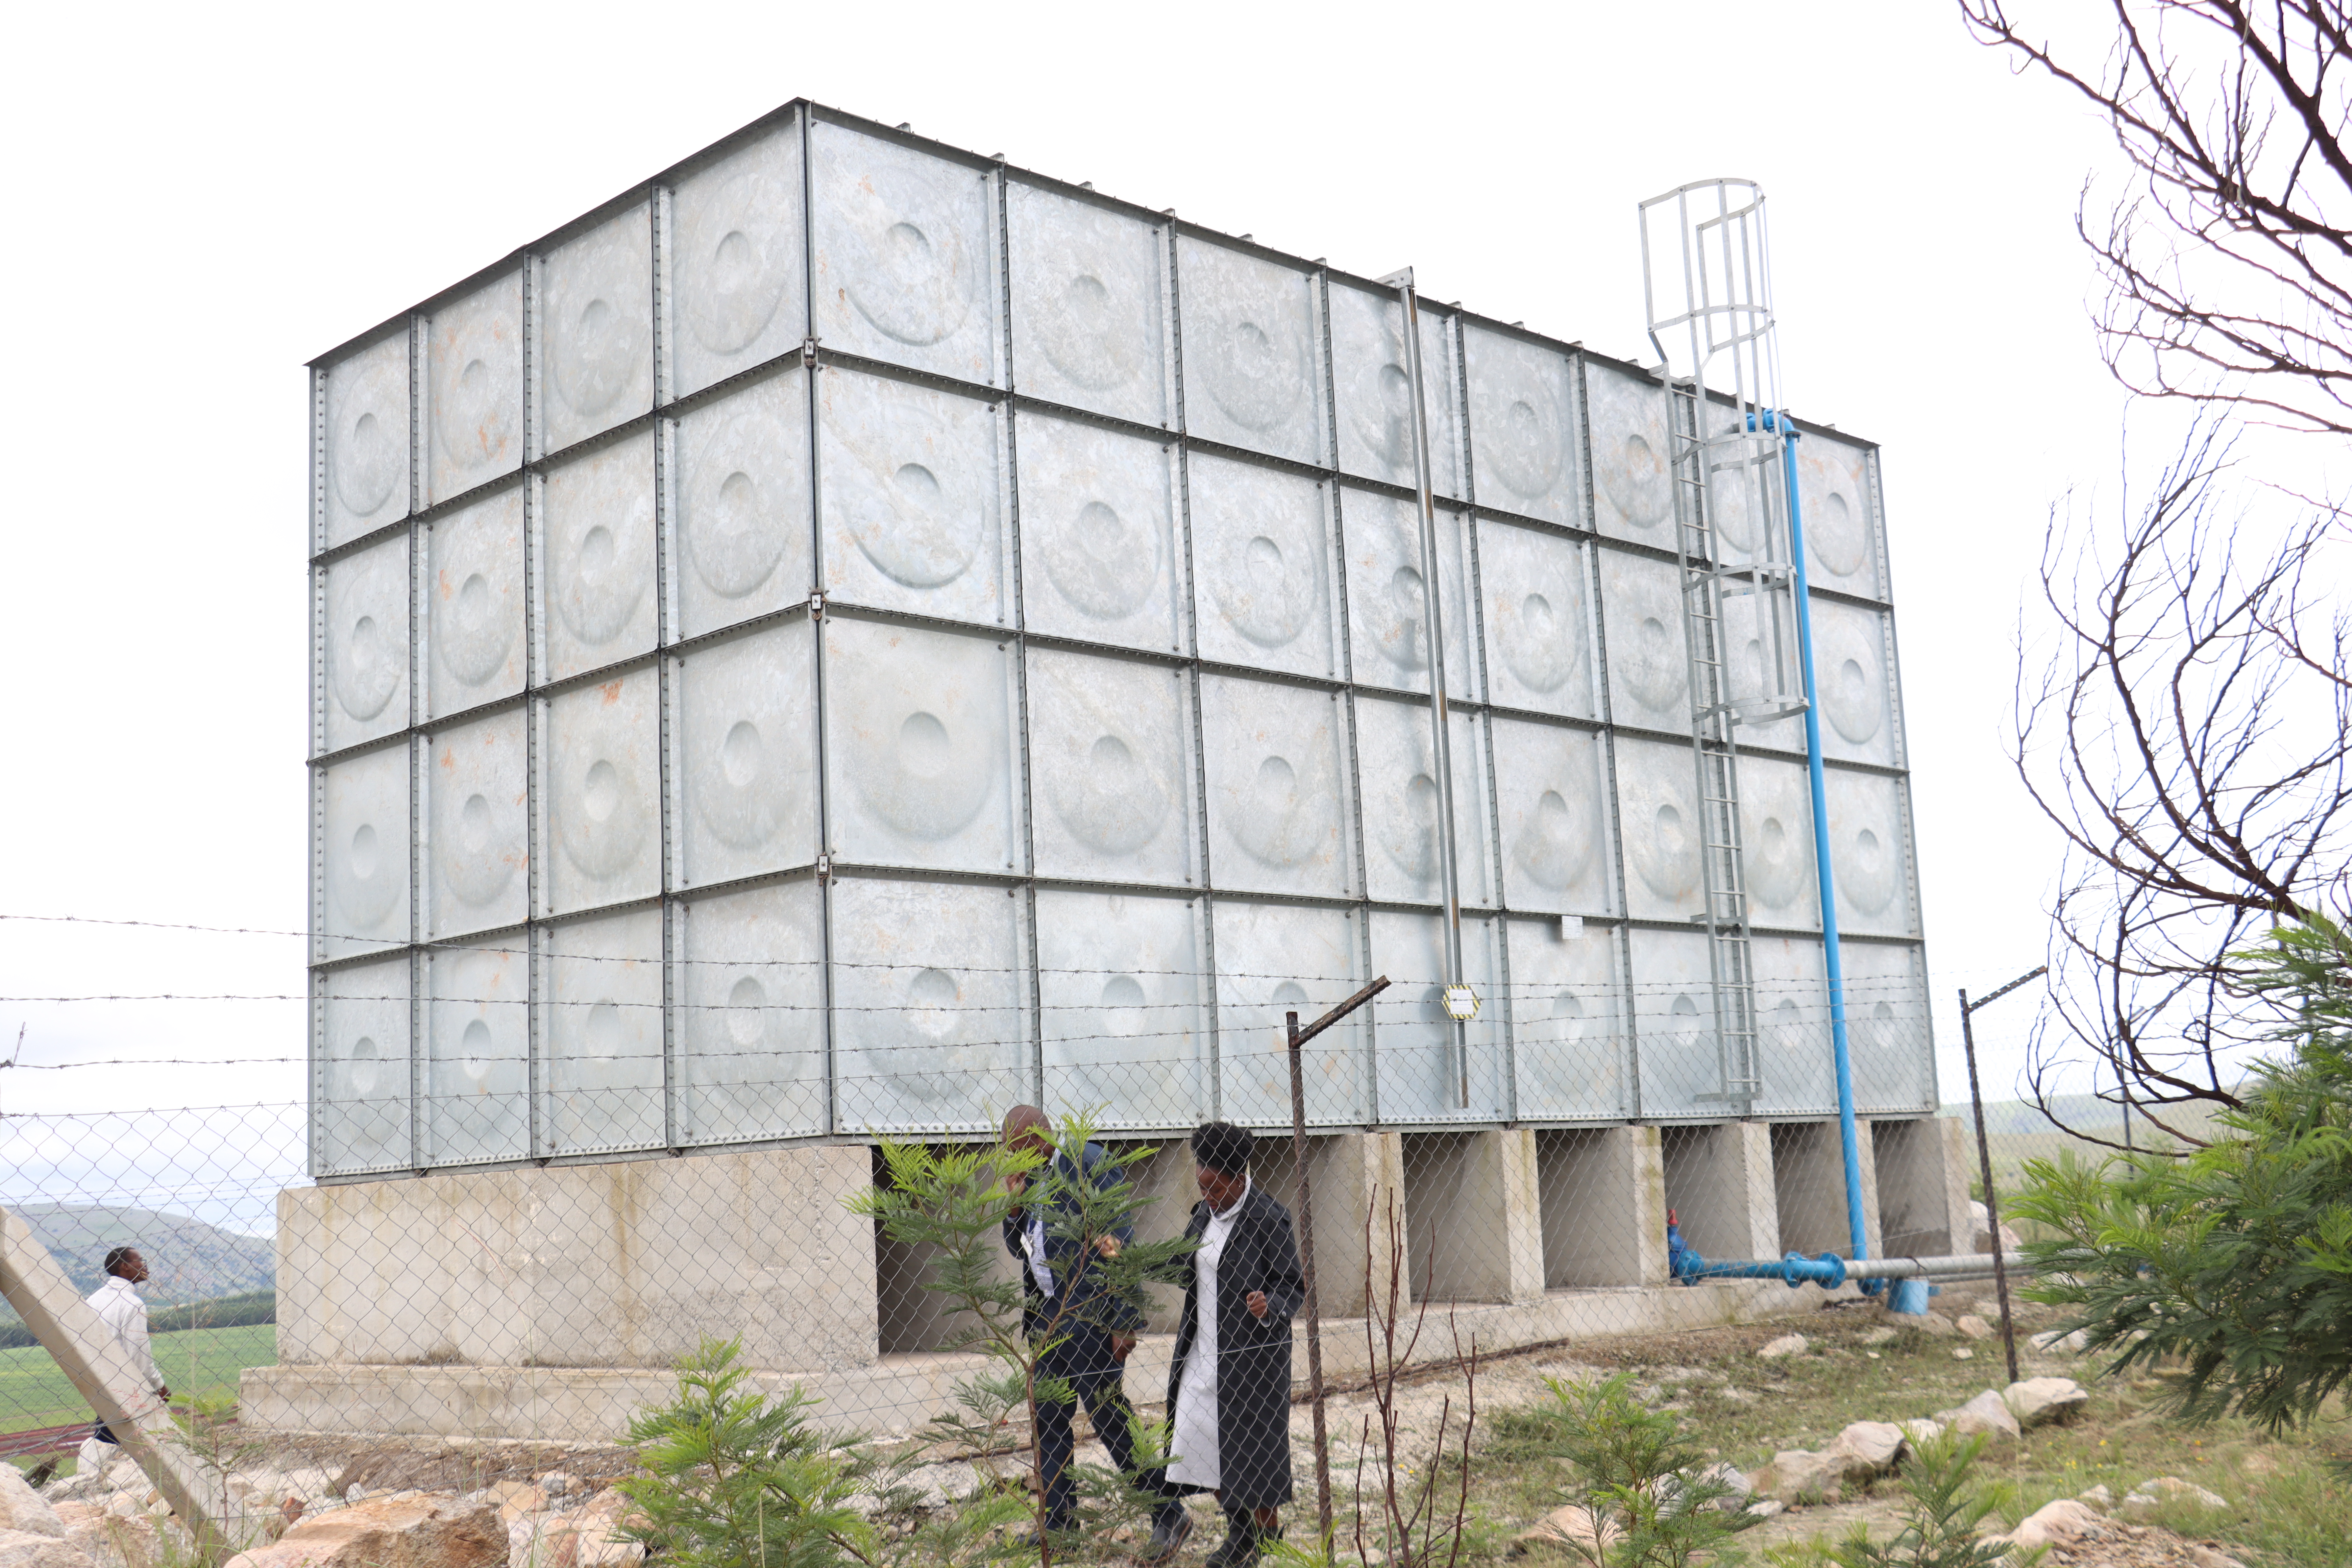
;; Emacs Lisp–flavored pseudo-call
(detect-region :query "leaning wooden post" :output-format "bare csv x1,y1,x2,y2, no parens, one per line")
1285,974,1390,1549
0,1203,254,1553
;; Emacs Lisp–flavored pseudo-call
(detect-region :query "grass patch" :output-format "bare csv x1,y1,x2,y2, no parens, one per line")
0,1322,276,1433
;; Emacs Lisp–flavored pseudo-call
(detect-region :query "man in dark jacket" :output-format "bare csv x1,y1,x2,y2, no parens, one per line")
1000,1105,1191,1555
1163,1120,1305,1568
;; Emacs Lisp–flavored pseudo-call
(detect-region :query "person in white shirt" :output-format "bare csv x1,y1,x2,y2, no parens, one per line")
1161,1121,1304,1568
82,1247,168,1455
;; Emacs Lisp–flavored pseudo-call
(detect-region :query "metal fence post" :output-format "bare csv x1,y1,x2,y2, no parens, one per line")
1959,964,2044,1387
1287,975,1389,1547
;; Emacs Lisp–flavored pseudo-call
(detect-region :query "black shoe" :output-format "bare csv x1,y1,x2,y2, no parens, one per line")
1201,1513,1268,1568
1015,1515,1080,1550
1142,1503,1195,1563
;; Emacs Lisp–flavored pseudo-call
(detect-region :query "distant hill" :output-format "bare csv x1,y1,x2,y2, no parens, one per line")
1941,1094,2228,1142
0,1205,274,1329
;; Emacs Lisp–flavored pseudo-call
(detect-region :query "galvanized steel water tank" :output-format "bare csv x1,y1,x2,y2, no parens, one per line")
306,100,1931,1178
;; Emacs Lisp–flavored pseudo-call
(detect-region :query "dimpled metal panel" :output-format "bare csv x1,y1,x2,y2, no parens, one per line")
677,621,817,889
1796,432,1881,598
679,881,828,1144
1464,325,1581,529
1626,927,1718,1118
542,432,658,682
810,125,997,386
1750,935,1834,1116
1211,899,1365,1128
1329,284,1459,497
817,370,1004,625
544,908,666,1153
1176,239,1323,466
1738,756,1820,932
1008,184,1166,428
310,102,1932,1156
323,333,411,548
671,121,807,400
1187,454,1335,679
426,488,525,717
1199,675,1350,899
1614,736,1704,924
1808,598,1900,767
1014,414,1181,652
320,996,417,1197
321,534,411,753
426,711,528,940
675,372,813,640
830,877,1027,1132
1826,768,1917,938
425,937,531,1166
545,669,661,915
318,956,411,1176
1036,889,1205,1128
825,617,1016,874
1026,648,1193,887
1585,359,1672,543
1477,518,1594,720
1369,911,1506,1123
320,746,410,962
1843,940,1934,1113
543,203,656,454
1488,718,1611,917
426,272,523,505
1506,918,1626,1122
1354,696,1489,908
1341,490,1475,702
1597,548,1689,730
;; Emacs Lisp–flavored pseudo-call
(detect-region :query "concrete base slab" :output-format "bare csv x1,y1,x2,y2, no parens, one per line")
239,1277,1850,1444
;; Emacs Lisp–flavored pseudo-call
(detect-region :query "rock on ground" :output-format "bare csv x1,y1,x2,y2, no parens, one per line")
1511,1504,1619,1555
0,1471,65,1541
1909,1311,1959,1338
0,1532,93,1568
1826,1421,1906,1479
1991,1497,2106,1551
2031,1327,2090,1353
49,1506,184,1568
1956,1314,1995,1341
221,1494,505,1568
1969,1199,2021,1254
1757,1334,1808,1359
534,1490,644,1568
2120,1477,2229,1515
1934,1389,2022,1440
1898,1418,1945,1446
2005,1376,2089,1428
1747,1449,1847,1505
2078,1484,2115,1511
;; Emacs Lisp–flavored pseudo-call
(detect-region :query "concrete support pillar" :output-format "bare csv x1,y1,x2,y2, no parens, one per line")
1661,1122,1780,1265
1770,1120,1883,1259
1870,1118,1974,1258
1257,1130,1405,1319
1536,1126,1668,1288
280,1145,879,1371
1401,1129,1545,1305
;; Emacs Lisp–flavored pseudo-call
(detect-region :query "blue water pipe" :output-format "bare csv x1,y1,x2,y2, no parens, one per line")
1756,411,1870,1276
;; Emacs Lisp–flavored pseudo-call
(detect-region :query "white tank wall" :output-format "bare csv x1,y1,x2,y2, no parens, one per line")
307,100,1932,1177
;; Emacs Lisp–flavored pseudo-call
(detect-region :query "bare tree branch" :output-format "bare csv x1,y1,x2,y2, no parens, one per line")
2012,417,2350,1141
1961,0,2352,435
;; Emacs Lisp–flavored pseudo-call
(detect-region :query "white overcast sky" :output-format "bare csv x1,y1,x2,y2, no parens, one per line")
0,0,2308,1127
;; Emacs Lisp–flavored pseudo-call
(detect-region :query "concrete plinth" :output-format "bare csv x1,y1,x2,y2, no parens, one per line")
1661,1122,1780,1265
1870,1118,1974,1257
277,1145,878,1373
1400,1130,1544,1304
240,1273,1851,1444
1770,1120,1883,1258
1535,1127,1667,1287
1255,1130,1405,1318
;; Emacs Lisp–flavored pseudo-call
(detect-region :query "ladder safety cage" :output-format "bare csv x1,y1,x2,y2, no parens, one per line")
1638,179,1812,1109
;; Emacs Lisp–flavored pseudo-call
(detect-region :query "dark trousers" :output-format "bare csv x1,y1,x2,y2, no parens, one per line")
1032,1326,1170,1526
